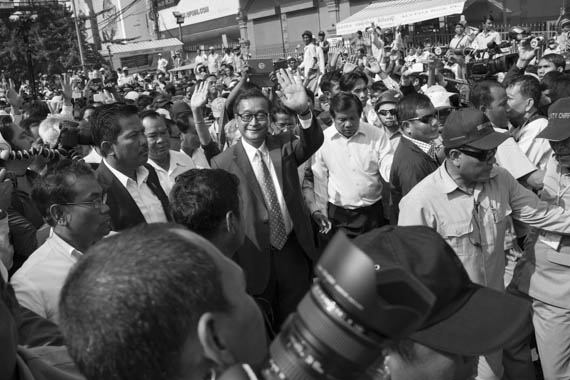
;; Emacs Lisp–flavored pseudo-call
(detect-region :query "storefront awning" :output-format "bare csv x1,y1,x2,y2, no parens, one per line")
336,0,467,35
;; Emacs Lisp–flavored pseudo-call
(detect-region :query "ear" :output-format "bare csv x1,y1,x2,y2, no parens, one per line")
100,140,114,157
49,204,66,225
225,211,238,234
525,97,535,113
448,149,462,165
401,120,411,136
197,313,235,369
479,105,487,113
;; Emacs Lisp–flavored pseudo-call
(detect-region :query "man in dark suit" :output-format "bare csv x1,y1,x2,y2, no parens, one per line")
192,71,324,327
90,103,170,231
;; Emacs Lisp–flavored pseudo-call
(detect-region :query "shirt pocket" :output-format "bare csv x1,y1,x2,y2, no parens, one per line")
440,219,474,257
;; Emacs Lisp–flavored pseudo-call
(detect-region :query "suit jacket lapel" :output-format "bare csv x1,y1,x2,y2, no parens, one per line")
234,142,266,204
97,162,145,222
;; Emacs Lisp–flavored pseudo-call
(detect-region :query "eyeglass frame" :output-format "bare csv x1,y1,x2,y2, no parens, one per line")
237,112,270,123
60,193,108,210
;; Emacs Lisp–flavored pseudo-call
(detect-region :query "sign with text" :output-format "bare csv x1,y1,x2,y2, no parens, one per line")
158,0,239,31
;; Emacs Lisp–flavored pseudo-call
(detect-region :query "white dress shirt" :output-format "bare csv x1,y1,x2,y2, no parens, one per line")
11,232,82,323
312,121,393,214
103,160,168,223
148,150,197,195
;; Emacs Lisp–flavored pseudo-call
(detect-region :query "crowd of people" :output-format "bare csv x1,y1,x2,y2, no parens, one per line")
2,10,570,380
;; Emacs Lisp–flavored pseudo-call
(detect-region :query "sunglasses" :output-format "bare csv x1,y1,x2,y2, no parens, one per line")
406,113,436,124
377,109,397,116
457,148,496,162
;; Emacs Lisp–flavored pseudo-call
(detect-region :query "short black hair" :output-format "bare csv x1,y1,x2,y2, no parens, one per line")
329,93,363,118
270,100,296,121
397,93,433,122
232,88,270,115
170,169,240,239
483,14,494,23
319,70,342,93
506,75,541,109
339,71,368,92
32,159,95,226
470,80,502,109
19,117,42,134
90,103,139,147
59,223,231,380
138,109,162,123
540,53,566,70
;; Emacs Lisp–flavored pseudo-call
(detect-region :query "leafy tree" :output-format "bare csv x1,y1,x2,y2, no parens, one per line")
0,5,105,84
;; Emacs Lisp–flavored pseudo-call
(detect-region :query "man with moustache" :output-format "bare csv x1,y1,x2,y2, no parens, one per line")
311,93,393,238
91,103,170,231
399,108,570,380
11,160,111,324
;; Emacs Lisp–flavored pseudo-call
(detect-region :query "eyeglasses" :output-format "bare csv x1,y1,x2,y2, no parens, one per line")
61,193,108,210
457,148,496,162
237,112,269,123
377,109,397,117
405,113,436,124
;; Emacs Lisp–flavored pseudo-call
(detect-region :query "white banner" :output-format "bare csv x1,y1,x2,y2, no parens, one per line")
336,0,466,36
159,0,240,31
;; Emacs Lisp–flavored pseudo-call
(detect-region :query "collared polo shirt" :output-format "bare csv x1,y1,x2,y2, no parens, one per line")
148,150,197,195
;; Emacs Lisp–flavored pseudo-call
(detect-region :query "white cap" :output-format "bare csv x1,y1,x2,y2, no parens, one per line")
424,85,455,110
124,91,139,101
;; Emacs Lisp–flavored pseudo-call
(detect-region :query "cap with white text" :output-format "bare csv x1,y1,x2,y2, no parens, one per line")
536,98,570,141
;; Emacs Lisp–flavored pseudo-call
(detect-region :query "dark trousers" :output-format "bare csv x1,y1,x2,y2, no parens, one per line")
327,200,387,239
259,233,312,331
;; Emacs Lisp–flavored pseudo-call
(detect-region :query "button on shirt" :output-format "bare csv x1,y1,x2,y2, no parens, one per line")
148,150,198,195
312,121,393,213
399,164,570,291
242,140,293,235
103,160,168,224
11,232,82,323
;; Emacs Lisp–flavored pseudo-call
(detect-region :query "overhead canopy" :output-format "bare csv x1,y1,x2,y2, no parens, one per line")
336,0,467,35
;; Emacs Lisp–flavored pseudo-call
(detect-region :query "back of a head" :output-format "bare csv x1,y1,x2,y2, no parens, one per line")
470,80,502,109
397,93,432,122
339,71,368,92
506,75,541,108
549,75,570,103
90,103,139,149
59,223,230,380
170,169,240,239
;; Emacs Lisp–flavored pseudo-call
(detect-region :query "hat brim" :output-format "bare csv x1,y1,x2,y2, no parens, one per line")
464,130,509,150
537,123,570,142
411,284,532,356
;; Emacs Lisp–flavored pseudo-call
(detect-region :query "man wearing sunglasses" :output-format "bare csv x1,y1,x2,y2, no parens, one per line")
390,93,441,222
374,90,402,150
11,160,111,324
398,108,570,379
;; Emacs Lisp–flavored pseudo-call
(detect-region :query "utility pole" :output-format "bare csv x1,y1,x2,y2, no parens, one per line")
151,0,160,39
71,0,86,73
84,0,102,51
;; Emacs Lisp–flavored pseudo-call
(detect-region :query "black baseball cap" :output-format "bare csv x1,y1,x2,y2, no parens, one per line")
442,108,508,150
353,226,532,356
536,97,570,141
